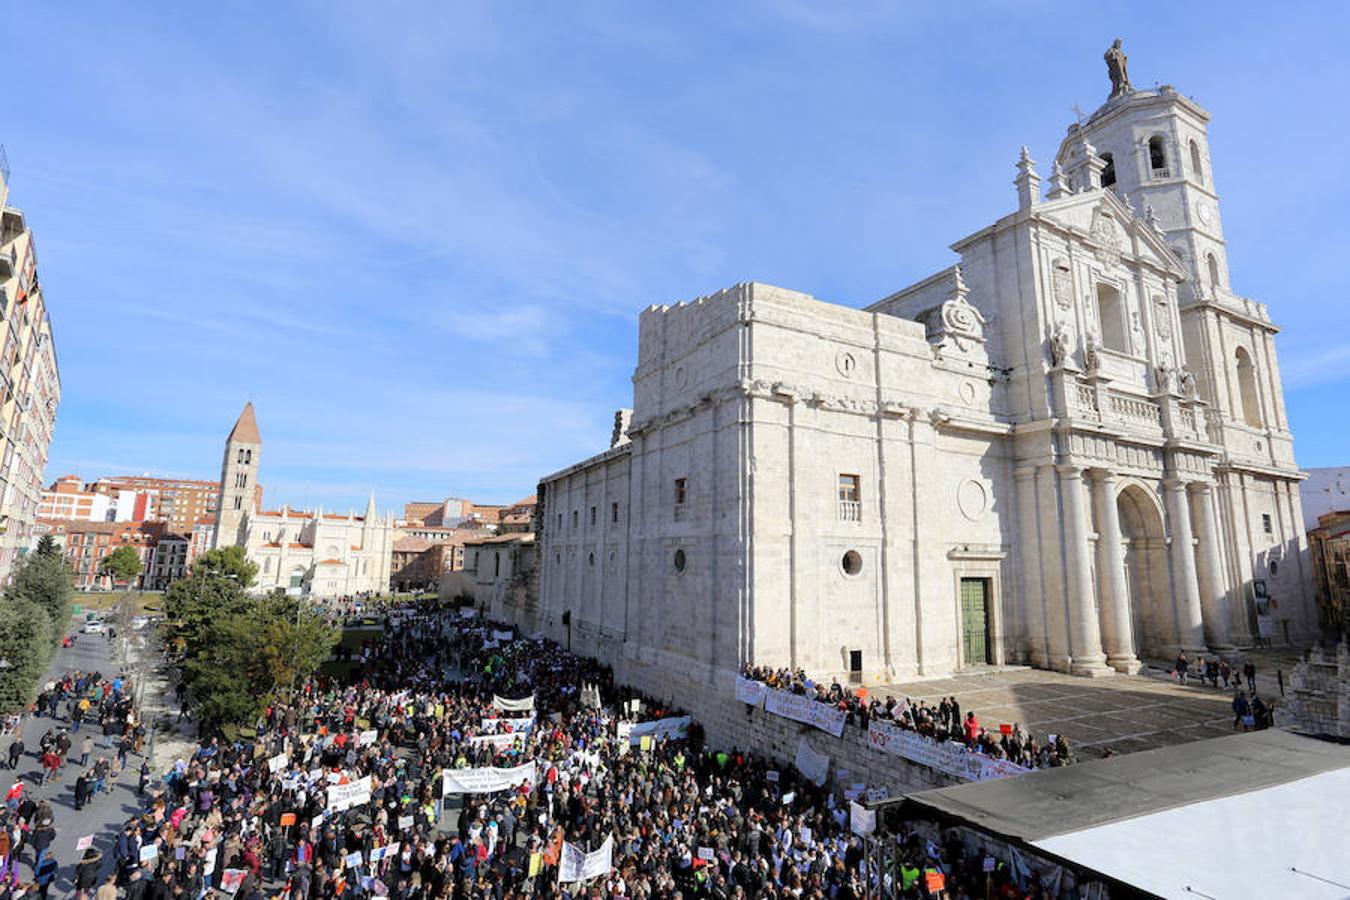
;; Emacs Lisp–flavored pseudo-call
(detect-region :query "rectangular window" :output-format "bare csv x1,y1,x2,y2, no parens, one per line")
590,506,597,526
571,509,578,528
1262,513,1273,534
839,474,862,521
611,502,619,524
674,478,687,504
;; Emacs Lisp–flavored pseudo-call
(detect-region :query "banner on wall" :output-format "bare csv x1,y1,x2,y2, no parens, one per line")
441,761,536,794
764,688,847,738
867,719,1028,782
735,677,767,708
794,738,831,786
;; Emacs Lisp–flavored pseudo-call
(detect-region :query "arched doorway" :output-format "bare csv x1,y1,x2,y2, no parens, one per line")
1117,485,1171,659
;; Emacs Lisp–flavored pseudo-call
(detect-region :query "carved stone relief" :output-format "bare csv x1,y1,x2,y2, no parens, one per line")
1051,257,1073,310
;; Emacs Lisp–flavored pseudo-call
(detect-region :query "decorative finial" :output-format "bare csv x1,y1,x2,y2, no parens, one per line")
950,265,969,300
1046,160,1071,200
1104,38,1133,99
1014,147,1040,210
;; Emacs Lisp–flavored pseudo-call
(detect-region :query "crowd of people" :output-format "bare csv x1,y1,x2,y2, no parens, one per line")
0,602,1081,900
1172,652,1275,732
739,666,1075,772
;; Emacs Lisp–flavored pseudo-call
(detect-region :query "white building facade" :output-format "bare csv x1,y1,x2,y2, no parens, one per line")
532,55,1316,703
212,403,395,598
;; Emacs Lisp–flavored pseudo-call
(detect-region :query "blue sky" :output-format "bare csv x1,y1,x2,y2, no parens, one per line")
8,2,1349,511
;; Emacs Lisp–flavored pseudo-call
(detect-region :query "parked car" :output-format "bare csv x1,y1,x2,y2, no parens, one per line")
82,621,106,635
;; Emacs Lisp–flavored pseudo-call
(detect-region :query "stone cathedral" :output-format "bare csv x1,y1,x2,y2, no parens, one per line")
528,46,1315,706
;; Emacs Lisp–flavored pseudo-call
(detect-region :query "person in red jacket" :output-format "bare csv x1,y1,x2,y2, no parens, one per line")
963,711,979,745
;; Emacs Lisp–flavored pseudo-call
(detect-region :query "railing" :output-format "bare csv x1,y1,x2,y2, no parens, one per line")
1109,394,1163,428
838,500,862,522
1179,407,1198,436
1150,166,1171,179
1074,383,1099,415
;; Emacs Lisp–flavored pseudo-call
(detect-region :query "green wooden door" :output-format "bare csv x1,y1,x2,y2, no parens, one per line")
960,578,990,665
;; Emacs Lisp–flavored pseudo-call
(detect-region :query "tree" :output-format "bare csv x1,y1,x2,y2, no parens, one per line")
8,547,75,633
99,546,144,587
0,597,54,712
165,567,337,734
33,535,61,561
189,545,258,588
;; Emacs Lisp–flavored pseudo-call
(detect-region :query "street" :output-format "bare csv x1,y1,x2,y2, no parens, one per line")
3,620,157,897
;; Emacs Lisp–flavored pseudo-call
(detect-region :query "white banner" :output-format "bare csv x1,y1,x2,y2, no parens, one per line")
735,677,767,708
481,716,535,733
492,694,535,713
267,753,288,774
468,732,520,748
866,719,1028,782
850,801,876,836
459,608,475,619
493,629,514,641
764,688,846,738
625,715,691,745
441,761,536,794
326,775,372,811
794,738,830,787
558,835,614,884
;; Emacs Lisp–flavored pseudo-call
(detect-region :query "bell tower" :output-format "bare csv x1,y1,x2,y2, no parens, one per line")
1056,43,1226,305
214,402,261,549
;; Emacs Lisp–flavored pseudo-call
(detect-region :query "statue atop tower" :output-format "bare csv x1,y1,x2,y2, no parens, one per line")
1104,38,1132,98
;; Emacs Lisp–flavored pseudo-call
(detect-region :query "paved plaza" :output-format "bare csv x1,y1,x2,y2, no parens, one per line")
873,666,1257,759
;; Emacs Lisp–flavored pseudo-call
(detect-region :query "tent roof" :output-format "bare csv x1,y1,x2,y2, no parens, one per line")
900,729,1350,843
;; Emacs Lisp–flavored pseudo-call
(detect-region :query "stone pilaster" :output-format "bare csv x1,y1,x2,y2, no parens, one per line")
1163,478,1207,653
1189,481,1233,651
1093,469,1141,673
1058,464,1111,676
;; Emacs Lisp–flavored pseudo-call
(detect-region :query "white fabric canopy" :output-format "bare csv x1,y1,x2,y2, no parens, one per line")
1032,768,1350,899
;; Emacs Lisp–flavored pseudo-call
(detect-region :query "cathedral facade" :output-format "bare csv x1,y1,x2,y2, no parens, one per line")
530,52,1316,698
212,403,395,598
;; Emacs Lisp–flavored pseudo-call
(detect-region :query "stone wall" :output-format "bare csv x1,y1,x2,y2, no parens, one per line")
1276,641,1350,739
611,651,956,797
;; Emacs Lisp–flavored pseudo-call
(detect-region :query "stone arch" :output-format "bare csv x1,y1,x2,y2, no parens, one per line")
1115,482,1171,659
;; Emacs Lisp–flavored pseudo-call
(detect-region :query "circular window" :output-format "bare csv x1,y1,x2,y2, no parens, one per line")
673,549,686,573
842,550,863,576
588,552,595,567
1269,560,1278,576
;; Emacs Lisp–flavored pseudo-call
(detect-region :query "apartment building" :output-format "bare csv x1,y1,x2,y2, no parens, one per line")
0,148,61,583
38,474,111,522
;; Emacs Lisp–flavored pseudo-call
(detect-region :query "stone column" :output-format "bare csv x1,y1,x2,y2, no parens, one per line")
1058,464,1111,676
1189,481,1233,651
1093,470,1141,673
1014,466,1047,668
1163,478,1207,652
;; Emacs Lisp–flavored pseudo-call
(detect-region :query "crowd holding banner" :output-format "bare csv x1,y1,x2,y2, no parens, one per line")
0,599,1075,900
739,665,1079,777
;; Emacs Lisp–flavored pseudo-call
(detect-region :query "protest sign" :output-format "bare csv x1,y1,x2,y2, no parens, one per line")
558,835,614,883
140,844,159,862
344,851,364,869
279,813,297,827
220,870,247,894
267,753,288,774
765,770,779,782
76,835,94,852
493,630,513,641
625,715,691,745
441,761,536,794
397,815,414,830
698,847,715,861
850,801,876,836
327,775,373,812
492,694,535,713
359,730,379,747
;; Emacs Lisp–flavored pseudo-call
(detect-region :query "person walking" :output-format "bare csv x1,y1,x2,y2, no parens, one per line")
80,734,93,767
1243,660,1257,693
1232,692,1249,731
5,734,22,770
1174,652,1190,686
75,848,103,900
